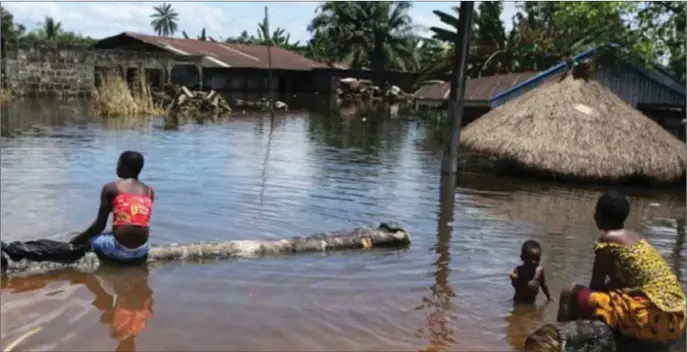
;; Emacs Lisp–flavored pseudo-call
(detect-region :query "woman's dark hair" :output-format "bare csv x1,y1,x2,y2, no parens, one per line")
119,151,145,176
594,190,630,230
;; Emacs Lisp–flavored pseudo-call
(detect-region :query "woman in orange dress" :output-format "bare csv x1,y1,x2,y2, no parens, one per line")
557,191,686,343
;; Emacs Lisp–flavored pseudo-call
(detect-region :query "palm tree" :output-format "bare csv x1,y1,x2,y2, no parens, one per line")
308,2,416,82
150,3,179,37
182,27,208,41
1,6,27,41
40,17,62,40
255,22,300,49
419,7,483,78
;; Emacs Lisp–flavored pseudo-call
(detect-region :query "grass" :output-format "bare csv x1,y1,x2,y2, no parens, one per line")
0,88,14,106
91,73,164,118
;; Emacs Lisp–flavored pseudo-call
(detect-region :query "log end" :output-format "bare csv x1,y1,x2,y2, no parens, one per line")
525,324,563,352
525,320,687,352
378,222,411,243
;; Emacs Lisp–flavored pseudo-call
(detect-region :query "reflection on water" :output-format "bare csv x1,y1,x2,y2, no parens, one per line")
416,176,458,352
1,99,685,351
1,266,153,351
504,304,547,351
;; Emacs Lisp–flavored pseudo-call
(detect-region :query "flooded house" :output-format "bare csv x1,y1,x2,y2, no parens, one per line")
414,72,539,125
94,32,328,94
94,32,424,100
415,44,686,140
458,60,686,185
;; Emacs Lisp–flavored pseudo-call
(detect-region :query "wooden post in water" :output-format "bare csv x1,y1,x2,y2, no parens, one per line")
264,6,275,115
441,1,475,175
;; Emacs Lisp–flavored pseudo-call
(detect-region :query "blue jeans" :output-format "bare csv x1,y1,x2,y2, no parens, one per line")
89,232,149,263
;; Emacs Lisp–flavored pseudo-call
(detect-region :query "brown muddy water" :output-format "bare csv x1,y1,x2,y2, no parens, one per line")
1,99,685,351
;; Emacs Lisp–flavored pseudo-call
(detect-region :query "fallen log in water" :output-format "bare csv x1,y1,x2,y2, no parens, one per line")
524,320,686,352
2,222,410,277
233,98,288,111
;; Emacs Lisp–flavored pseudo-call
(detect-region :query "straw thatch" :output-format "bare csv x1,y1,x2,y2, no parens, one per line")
459,63,687,185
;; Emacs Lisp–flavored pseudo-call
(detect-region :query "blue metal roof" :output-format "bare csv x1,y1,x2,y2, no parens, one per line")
488,43,685,108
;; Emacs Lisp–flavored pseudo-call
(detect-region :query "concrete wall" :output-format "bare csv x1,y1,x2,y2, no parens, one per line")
1,41,194,97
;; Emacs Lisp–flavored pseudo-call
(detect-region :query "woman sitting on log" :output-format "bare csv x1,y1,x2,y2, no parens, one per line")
69,151,154,264
557,190,686,344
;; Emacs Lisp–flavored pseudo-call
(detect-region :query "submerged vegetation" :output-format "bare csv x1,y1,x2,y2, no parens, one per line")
92,74,163,118
0,88,13,106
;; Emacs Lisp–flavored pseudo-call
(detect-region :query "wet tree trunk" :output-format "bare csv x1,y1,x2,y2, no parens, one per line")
371,30,386,88
3,223,411,276
524,320,686,352
148,222,410,261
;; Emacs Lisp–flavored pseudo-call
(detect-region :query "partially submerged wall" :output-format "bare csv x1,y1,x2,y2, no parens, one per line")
1,41,198,98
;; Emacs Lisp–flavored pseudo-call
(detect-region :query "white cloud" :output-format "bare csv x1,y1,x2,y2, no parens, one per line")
2,1,63,25
88,3,149,23
66,12,84,21
171,2,226,34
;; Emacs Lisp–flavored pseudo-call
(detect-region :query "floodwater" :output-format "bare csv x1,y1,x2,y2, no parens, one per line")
1,98,685,351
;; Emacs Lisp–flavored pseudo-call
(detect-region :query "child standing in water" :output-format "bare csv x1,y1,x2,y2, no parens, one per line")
510,240,553,304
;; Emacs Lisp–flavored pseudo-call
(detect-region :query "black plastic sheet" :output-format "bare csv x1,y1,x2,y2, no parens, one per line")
1,240,89,268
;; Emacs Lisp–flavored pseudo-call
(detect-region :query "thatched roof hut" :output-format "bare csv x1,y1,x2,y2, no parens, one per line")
459,63,687,185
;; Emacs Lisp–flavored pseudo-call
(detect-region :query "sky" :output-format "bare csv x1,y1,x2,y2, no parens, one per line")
3,1,520,43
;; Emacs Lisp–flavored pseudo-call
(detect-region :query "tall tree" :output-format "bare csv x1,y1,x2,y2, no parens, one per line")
1,6,26,42
39,17,62,40
638,2,686,81
0,9,94,45
225,30,253,44
255,22,300,49
518,2,556,35
474,1,506,76
301,30,334,63
504,2,655,72
308,1,416,80
150,2,179,37
422,6,480,77
549,2,651,59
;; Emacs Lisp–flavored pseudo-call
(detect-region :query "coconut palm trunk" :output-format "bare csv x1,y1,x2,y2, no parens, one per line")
372,30,386,86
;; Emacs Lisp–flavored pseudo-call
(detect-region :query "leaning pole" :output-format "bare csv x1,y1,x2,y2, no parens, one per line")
2,222,411,276
441,1,474,176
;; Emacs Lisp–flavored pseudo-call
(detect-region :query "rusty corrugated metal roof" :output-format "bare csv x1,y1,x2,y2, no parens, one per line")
121,32,328,71
415,72,542,102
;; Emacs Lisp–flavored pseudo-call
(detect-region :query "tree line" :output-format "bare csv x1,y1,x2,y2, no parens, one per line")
1,8,97,45
2,2,685,81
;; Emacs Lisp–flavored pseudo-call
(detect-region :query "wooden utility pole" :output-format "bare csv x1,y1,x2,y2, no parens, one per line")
264,6,275,115
441,1,475,175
